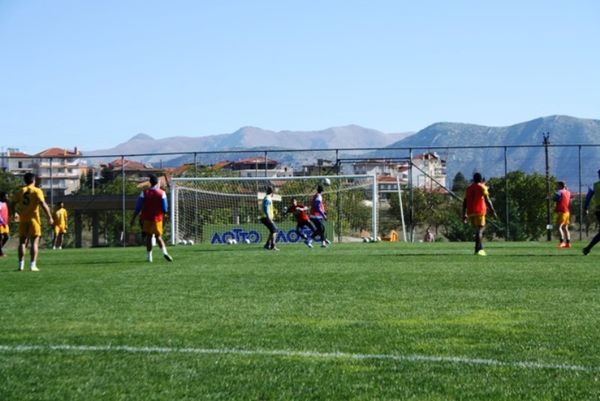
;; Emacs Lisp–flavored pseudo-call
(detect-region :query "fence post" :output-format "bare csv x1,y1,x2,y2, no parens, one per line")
543,133,552,241
504,147,509,240
121,155,126,247
578,145,582,240
408,148,414,242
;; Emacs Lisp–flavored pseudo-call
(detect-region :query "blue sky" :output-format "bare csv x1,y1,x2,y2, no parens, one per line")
1,0,599,153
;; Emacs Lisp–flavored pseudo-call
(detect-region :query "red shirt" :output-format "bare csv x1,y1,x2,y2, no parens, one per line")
139,187,168,222
287,203,310,223
0,201,8,226
465,183,489,216
555,189,571,213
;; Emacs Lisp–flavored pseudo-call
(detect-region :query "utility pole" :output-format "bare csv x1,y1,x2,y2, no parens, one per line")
543,132,552,241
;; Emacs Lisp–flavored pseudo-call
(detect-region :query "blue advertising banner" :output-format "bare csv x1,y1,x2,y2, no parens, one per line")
204,223,334,244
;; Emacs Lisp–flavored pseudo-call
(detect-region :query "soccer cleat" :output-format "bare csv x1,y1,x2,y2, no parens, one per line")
30,266,40,272
325,239,331,245
17,266,24,271
558,242,567,248
163,254,173,262
321,242,328,248
564,243,572,248
271,247,280,252
583,247,590,256
476,249,487,256
305,239,313,248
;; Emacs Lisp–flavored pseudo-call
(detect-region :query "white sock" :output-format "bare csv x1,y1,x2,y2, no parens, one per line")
161,247,168,255
19,260,25,269
147,251,153,262
30,261,37,269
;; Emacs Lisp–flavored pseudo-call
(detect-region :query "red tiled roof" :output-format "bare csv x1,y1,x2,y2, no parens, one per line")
7,151,30,157
235,157,278,165
36,147,80,157
107,159,158,171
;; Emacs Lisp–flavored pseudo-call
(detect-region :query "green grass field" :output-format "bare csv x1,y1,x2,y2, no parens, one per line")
1,241,599,400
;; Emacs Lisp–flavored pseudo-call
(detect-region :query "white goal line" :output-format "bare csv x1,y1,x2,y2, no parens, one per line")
0,343,595,373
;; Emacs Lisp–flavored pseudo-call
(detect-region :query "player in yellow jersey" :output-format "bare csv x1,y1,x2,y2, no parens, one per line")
12,173,54,271
52,201,68,250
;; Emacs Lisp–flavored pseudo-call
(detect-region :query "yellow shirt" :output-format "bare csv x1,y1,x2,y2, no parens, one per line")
13,184,45,224
53,207,68,228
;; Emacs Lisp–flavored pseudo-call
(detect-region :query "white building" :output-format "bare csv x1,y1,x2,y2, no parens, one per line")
0,149,34,175
352,152,446,189
33,147,84,197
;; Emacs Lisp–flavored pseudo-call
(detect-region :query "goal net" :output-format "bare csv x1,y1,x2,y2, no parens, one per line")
170,175,378,245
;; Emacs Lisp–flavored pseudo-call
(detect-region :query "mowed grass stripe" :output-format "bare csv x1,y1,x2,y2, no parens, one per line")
0,343,597,373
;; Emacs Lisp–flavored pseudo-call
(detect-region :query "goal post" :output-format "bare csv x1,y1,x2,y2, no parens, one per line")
170,175,378,245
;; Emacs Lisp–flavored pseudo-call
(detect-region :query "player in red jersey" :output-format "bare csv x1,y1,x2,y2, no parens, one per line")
285,198,317,248
462,173,497,256
0,191,10,257
553,181,571,248
130,174,173,262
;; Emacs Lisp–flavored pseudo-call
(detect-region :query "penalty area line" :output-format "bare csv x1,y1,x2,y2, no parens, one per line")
0,344,596,373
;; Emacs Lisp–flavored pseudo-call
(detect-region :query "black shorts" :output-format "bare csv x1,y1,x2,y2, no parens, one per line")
260,217,278,234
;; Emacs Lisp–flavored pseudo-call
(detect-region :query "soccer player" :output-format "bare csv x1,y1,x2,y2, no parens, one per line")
52,201,68,250
0,191,10,257
129,174,173,263
310,184,330,248
285,197,317,248
462,173,497,256
12,173,54,271
260,187,279,251
553,181,571,248
583,169,600,255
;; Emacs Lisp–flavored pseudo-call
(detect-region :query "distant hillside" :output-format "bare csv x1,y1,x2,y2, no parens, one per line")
375,115,600,187
82,116,600,187
84,125,412,164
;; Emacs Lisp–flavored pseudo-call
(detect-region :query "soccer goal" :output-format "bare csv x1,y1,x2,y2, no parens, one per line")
170,175,378,245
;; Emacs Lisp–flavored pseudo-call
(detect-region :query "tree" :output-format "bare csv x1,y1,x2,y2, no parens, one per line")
0,169,21,195
451,172,468,194
486,171,555,240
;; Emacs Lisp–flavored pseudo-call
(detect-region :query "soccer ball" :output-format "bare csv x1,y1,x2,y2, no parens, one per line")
226,238,237,245
322,178,331,186
187,239,194,246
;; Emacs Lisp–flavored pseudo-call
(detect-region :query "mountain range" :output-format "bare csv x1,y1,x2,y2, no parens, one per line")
84,115,600,187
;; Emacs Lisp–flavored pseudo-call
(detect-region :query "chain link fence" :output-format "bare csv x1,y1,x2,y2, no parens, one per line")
2,143,599,247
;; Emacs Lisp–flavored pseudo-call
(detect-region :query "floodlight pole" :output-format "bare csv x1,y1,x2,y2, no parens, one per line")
543,132,552,241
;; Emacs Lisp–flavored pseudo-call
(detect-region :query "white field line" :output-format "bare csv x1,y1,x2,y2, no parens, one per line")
0,344,596,373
